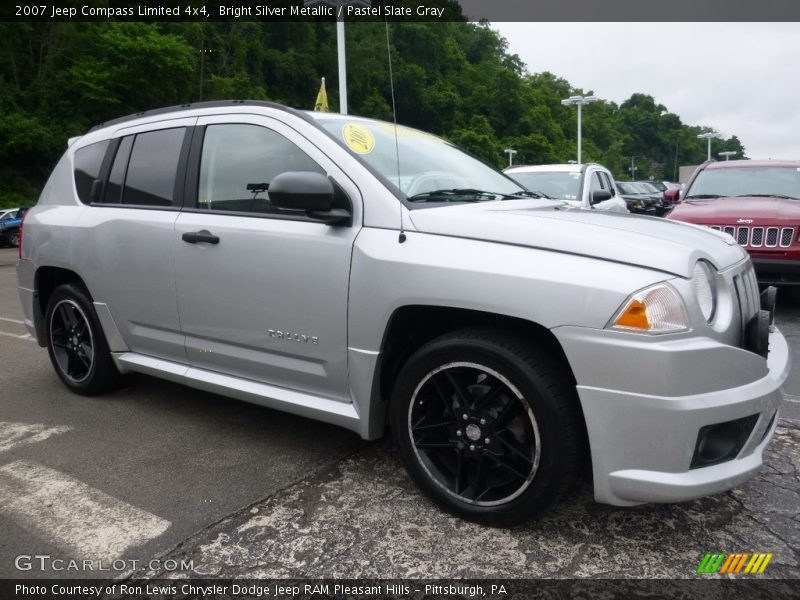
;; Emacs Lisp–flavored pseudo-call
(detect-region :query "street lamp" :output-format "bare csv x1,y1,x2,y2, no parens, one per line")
504,148,518,167
719,151,737,161
629,156,639,179
561,95,598,164
697,131,722,161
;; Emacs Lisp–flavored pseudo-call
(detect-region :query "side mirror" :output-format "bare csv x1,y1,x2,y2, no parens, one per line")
269,171,333,211
590,189,612,205
269,171,352,226
664,188,680,203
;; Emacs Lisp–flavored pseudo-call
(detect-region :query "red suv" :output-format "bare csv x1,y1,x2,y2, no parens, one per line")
667,160,800,285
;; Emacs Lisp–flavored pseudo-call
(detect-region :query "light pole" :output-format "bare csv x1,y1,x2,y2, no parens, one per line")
719,151,737,161
504,148,518,167
673,134,680,182
697,131,722,161
198,48,212,101
561,95,598,164
629,156,638,179
304,0,370,115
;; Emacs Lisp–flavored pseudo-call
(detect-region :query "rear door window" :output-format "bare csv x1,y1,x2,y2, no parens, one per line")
121,128,186,207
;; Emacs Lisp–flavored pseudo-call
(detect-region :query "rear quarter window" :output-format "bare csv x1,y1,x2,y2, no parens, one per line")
73,140,110,204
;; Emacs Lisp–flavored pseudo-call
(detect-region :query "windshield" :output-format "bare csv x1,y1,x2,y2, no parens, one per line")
506,171,581,200
637,182,661,193
686,167,800,199
644,181,666,191
314,117,524,200
616,182,639,195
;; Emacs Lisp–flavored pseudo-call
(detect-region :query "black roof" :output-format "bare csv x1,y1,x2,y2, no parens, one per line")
88,99,308,133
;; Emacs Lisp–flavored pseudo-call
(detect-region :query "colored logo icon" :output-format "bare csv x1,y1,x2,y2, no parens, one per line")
697,552,773,574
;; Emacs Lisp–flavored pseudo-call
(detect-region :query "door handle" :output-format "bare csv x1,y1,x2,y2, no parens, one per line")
182,230,220,245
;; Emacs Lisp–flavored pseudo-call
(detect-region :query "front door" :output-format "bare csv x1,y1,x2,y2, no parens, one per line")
173,114,361,403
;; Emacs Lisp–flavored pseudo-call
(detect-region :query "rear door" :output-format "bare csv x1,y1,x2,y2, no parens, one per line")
74,118,196,362
173,113,362,403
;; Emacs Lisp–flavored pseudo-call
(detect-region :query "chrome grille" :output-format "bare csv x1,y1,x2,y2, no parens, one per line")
765,227,779,247
732,263,760,346
705,224,795,249
736,227,749,245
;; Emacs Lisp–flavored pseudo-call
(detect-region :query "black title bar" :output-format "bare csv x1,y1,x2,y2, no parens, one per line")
3,0,800,22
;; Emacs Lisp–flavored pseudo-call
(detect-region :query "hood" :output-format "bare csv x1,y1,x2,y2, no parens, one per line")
669,196,800,224
408,200,747,278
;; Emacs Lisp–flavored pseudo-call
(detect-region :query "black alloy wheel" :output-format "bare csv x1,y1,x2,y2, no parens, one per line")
391,329,584,525
45,283,120,395
408,362,540,506
49,299,94,384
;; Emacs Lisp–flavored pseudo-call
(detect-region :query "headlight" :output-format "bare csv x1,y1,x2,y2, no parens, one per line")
608,283,689,334
692,260,717,321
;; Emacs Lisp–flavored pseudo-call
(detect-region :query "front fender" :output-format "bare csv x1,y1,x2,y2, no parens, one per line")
347,228,669,353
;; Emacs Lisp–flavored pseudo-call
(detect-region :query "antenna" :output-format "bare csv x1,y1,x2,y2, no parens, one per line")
384,17,406,243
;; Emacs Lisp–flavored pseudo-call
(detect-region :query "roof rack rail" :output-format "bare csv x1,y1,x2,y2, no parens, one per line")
87,99,305,133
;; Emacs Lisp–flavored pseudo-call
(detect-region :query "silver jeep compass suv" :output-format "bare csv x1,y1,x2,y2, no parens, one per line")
16,101,788,524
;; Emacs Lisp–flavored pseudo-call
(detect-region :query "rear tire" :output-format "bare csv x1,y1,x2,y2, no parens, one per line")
45,283,121,395
390,328,584,526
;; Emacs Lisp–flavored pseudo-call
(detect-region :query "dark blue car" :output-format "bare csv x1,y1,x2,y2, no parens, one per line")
0,207,30,247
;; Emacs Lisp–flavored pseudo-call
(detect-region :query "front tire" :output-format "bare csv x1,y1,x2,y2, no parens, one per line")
390,329,584,525
45,283,120,395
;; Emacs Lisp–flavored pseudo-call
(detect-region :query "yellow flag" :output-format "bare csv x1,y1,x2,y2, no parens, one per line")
314,77,329,112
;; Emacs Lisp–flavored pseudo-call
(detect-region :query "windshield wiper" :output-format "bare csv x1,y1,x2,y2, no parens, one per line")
736,193,800,200
407,188,517,202
505,190,551,199
684,194,722,199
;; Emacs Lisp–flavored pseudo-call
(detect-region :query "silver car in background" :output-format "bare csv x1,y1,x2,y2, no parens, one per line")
16,101,788,524
505,163,629,213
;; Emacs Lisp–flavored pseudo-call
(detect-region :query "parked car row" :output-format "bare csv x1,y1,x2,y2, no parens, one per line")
615,181,671,216
505,159,800,288
503,164,681,218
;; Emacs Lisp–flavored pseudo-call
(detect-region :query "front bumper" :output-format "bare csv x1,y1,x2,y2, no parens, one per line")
751,257,800,285
553,326,789,506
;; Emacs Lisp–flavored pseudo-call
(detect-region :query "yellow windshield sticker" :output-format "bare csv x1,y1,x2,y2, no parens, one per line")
342,124,375,154
374,121,443,143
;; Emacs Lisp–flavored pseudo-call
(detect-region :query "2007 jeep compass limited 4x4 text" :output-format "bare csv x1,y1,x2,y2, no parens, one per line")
16,101,788,524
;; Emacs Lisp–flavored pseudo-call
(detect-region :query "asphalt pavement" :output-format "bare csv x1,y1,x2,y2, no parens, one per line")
0,246,797,580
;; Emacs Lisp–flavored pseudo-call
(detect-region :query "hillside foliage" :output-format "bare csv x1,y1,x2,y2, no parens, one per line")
0,20,745,206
